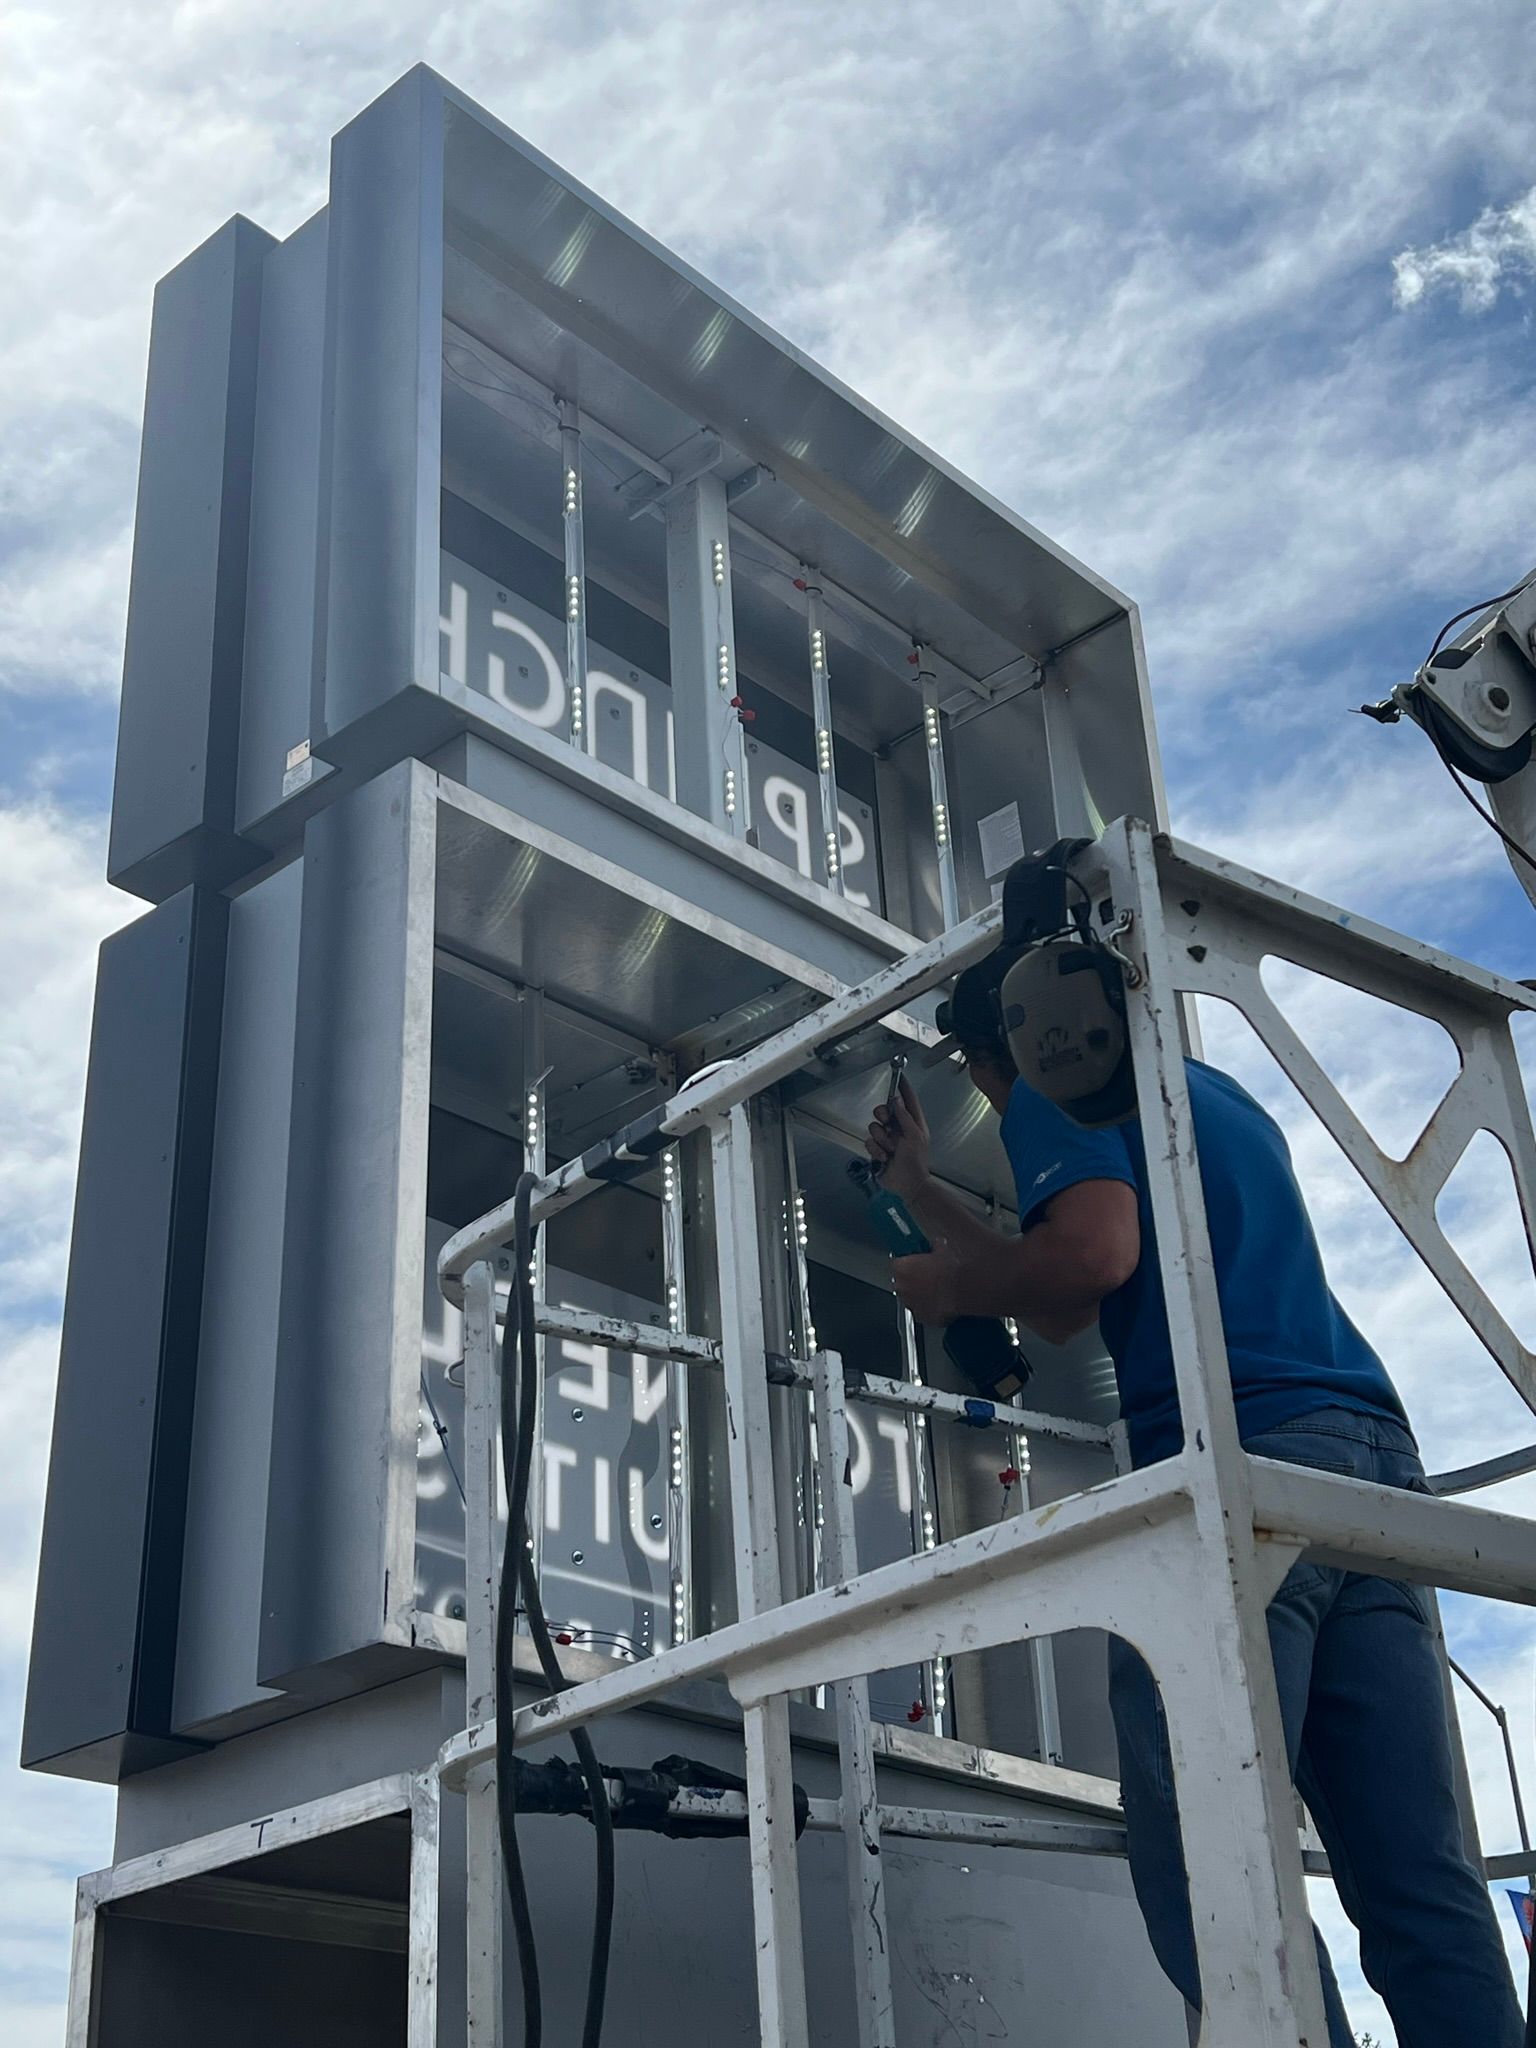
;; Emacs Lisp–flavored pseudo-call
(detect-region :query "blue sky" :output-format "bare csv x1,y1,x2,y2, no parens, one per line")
5,4,1536,2040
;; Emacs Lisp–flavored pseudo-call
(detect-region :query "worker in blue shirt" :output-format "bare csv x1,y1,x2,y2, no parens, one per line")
866,960,1522,2048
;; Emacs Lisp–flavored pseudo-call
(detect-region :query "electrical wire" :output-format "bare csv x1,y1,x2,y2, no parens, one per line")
1428,583,1531,660
1440,757,1536,877
1414,576,1536,877
1041,861,1096,937
420,1371,467,1506
443,349,653,494
498,1173,616,2048
498,1179,544,2045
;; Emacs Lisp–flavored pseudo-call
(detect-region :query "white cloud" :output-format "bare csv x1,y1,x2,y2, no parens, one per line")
1394,186,1536,313
0,803,135,1311
4,0,1536,727
0,800,129,2026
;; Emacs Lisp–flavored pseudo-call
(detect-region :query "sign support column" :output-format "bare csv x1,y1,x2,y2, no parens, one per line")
666,472,748,837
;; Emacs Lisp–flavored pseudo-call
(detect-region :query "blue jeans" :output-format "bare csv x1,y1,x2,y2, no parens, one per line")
1108,1407,1523,2046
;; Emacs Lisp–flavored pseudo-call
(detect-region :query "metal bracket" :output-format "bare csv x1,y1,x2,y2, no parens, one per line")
624,430,726,520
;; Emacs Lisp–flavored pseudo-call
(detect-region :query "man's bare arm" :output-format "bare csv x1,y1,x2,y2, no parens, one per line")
865,1071,1138,1339
896,1178,1140,1339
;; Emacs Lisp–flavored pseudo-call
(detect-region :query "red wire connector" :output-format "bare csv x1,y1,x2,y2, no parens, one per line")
906,1699,927,1724
998,1466,1020,1489
792,577,808,591
555,1632,575,1646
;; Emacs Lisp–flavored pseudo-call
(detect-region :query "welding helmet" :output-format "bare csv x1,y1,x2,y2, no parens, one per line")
937,840,1136,1128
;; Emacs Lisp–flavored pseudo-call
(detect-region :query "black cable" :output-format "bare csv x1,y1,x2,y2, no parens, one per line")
1428,583,1531,660
499,1174,616,2048
1042,861,1096,938
1440,757,1536,876
498,1177,544,2045
1407,577,1536,879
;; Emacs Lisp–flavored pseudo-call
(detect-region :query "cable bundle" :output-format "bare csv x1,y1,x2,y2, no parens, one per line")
497,1173,615,2047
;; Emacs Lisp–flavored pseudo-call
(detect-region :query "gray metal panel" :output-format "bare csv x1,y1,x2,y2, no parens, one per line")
437,736,907,1019
436,77,1130,662
175,862,302,1734
115,1672,462,1860
109,217,274,902
238,213,329,838
314,69,451,765
260,762,436,1691
24,889,229,1780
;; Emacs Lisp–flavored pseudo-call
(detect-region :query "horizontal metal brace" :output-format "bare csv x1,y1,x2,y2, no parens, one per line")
1248,1456,1536,1605
439,1461,1193,1785
78,1775,420,1909
848,1371,1112,1449
508,1779,1132,1860
532,1303,720,1367
526,1306,1104,1446
1161,836,1536,1018
861,1804,1126,1858
441,1451,1536,1791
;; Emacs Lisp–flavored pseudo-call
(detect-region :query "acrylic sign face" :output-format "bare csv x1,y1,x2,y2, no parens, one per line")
439,553,880,911
417,1224,924,1693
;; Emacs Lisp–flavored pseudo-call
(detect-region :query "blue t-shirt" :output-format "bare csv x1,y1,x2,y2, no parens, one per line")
999,1060,1407,1466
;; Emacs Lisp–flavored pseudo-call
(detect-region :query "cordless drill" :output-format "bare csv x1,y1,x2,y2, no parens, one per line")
847,1058,1029,1403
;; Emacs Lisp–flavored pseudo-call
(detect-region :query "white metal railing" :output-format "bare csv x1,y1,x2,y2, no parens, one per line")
435,816,1536,2047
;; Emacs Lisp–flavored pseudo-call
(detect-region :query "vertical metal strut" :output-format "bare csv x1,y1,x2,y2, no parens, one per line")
812,1350,897,2048
898,1305,948,1736
918,648,960,927
1106,817,1330,2045
666,473,749,836
803,573,844,894
710,1105,811,2048
1014,1440,1065,1766
559,399,588,758
661,1143,693,1647
522,991,548,1585
461,1261,503,2048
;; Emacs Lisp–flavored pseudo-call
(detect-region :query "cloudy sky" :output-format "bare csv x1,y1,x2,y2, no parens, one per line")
5,3,1536,2039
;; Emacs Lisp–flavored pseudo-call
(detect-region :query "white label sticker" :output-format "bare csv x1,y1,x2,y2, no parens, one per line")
978,800,1024,878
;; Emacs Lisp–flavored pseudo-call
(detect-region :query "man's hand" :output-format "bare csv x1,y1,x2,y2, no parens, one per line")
866,1075,931,1202
890,1245,962,1326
